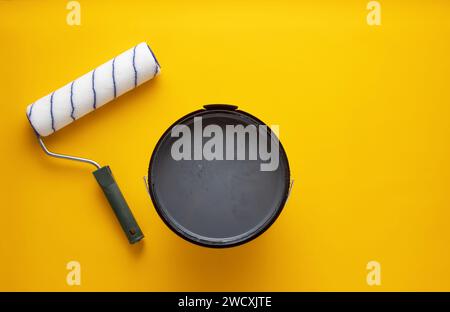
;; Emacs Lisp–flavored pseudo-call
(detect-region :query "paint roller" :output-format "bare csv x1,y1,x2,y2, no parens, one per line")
25,42,161,244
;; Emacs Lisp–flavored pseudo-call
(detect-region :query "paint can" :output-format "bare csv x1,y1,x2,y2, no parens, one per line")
147,104,291,247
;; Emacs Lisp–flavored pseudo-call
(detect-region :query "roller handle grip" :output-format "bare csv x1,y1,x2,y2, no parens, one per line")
93,166,144,244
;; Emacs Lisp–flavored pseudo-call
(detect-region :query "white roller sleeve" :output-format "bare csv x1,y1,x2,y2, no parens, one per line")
26,42,160,137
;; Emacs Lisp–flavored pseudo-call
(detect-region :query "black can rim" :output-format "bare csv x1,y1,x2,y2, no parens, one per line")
147,104,291,248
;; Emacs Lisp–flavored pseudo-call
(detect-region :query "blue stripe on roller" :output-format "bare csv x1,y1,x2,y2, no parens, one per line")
132,46,138,87
112,58,117,98
146,44,160,69
70,81,76,121
50,92,56,132
27,102,34,118
27,116,40,136
26,103,40,136
92,69,97,109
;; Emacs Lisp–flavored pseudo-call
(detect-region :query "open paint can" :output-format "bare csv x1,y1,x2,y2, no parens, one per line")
147,104,291,247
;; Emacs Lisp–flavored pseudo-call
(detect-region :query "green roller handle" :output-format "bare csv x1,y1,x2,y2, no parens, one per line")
93,166,144,244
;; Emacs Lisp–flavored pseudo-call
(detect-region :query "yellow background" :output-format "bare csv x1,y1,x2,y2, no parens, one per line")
1,0,449,291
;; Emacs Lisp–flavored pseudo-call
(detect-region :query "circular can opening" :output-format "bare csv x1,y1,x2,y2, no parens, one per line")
148,104,290,247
